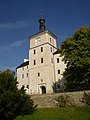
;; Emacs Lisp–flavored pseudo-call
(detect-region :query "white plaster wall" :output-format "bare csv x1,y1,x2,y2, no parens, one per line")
54,54,66,91
29,31,57,94
17,65,29,93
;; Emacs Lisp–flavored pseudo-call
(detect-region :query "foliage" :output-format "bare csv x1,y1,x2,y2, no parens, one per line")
82,92,90,105
0,70,36,120
56,94,69,107
16,107,90,120
59,26,90,91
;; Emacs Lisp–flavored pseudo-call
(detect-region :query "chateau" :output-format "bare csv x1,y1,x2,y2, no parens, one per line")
16,18,66,95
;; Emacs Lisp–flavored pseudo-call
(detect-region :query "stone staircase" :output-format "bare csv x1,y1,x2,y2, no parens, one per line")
31,93,58,108
31,91,90,108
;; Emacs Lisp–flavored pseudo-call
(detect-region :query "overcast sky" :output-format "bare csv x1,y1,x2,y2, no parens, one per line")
0,0,90,71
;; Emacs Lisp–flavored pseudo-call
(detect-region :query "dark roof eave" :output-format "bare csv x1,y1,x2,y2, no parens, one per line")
29,29,57,39
16,61,29,70
53,49,60,55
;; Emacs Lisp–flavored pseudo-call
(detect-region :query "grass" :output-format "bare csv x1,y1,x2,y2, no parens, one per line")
16,106,90,120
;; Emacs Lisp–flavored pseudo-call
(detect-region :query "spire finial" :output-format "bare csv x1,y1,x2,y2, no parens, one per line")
40,13,43,18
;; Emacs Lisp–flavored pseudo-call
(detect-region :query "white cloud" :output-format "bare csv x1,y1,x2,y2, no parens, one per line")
0,39,26,56
0,21,30,30
9,40,26,47
0,39,28,71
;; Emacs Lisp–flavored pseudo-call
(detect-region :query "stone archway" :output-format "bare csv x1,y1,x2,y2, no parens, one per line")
41,86,46,94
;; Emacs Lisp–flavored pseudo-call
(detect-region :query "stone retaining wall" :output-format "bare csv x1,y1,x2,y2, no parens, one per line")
31,90,90,108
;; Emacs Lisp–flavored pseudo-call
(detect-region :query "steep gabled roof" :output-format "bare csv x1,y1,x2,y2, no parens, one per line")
16,61,29,69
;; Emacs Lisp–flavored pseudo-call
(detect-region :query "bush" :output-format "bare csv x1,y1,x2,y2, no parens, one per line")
82,92,90,106
56,94,69,107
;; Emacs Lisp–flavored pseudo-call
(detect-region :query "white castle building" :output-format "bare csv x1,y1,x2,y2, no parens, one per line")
16,18,66,95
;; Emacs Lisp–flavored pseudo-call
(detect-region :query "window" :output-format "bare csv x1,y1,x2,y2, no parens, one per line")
41,79,43,82
41,58,43,63
27,85,29,89
41,47,43,52
57,84,60,88
57,58,59,63
51,58,53,63
58,70,60,74
50,38,51,42
38,73,40,77
34,49,36,54
34,60,36,65
22,74,24,79
27,73,28,77
50,47,52,52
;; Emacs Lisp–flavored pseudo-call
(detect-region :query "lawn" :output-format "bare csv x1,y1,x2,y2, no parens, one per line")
16,107,90,120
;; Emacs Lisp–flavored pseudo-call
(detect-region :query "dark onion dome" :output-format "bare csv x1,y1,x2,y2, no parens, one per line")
39,18,46,31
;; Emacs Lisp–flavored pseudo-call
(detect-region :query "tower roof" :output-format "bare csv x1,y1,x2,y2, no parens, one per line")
39,17,46,32
29,18,57,39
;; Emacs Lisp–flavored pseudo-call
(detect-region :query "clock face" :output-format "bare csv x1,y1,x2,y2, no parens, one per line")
35,37,41,45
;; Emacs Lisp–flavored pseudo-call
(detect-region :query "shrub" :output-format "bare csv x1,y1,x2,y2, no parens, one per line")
82,92,90,106
56,94,69,107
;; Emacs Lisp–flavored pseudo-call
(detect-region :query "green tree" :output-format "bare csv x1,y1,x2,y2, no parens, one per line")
59,26,90,91
0,70,36,120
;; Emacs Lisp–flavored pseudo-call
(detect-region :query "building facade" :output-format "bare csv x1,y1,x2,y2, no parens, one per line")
16,18,66,95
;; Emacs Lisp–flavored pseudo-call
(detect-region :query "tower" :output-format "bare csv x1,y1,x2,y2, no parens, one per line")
29,18,57,94
16,17,66,95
